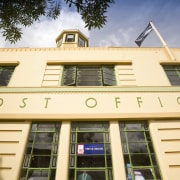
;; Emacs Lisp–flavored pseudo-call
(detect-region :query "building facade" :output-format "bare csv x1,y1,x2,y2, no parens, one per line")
0,30,180,180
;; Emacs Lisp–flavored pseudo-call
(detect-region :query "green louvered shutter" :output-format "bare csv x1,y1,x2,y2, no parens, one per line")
102,65,116,86
63,65,76,86
163,65,180,86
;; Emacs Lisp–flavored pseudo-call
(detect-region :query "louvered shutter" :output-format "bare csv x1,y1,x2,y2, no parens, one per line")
102,66,116,86
63,66,76,86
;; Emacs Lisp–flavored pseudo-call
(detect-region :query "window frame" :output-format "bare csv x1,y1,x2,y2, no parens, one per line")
119,121,162,180
65,34,75,42
62,65,116,86
69,122,113,180
162,64,180,86
20,122,61,180
0,62,18,86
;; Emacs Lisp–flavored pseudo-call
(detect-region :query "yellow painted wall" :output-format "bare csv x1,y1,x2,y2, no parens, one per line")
149,120,180,180
0,121,31,180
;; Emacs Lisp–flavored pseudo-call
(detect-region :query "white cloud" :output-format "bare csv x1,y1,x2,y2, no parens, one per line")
0,10,90,48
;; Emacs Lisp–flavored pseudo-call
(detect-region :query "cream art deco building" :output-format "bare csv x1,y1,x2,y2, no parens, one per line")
0,29,180,180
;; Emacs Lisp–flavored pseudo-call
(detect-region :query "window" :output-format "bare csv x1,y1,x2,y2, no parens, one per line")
63,65,116,86
78,36,85,47
162,65,180,86
57,38,63,47
69,122,113,180
119,121,161,180
0,65,16,86
66,34,75,42
20,122,61,180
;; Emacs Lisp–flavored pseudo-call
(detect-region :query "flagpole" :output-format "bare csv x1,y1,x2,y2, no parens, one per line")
149,21,176,61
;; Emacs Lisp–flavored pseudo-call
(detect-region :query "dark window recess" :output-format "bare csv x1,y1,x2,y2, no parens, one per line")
163,65,180,86
63,65,116,86
0,66,16,86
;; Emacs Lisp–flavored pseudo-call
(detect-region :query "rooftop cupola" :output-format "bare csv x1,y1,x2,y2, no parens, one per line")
56,29,89,48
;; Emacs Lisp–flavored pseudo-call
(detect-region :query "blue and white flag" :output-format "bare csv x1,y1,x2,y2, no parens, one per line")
135,23,153,47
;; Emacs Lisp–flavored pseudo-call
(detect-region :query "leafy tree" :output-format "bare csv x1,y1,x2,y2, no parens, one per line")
0,0,114,44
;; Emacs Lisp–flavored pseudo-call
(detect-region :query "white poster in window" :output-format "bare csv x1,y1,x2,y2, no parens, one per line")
78,144,84,155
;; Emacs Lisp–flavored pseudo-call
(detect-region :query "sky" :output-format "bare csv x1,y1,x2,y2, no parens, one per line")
1,0,180,48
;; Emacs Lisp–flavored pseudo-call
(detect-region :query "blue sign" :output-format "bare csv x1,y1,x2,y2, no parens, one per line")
78,144,104,155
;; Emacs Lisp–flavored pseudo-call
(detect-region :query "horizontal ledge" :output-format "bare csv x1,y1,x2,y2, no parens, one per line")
158,128,180,130
0,86,180,93
0,61,20,66
160,61,180,65
165,151,180,154
0,112,180,120
0,141,19,143
161,139,180,142
0,130,22,132
47,61,132,65
169,165,180,168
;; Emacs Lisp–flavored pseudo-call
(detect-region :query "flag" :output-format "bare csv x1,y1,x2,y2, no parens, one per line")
135,23,153,47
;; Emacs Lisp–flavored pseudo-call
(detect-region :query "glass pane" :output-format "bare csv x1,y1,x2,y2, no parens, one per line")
31,124,38,131
129,142,148,153
35,132,53,143
105,133,109,142
0,66,15,86
124,154,130,165
33,144,52,155
76,81,102,86
78,123,103,131
70,156,75,167
20,169,27,179
148,142,155,153
23,155,30,167
38,123,55,131
28,170,48,179
78,37,85,47
108,169,113,180
77,70,101,76
71,144,75,154
29,133,35,142
77,132,103,143
66,34,75,42
126,123,142,130
71,133,76,142
50,169,56,180
63,66,76,85
131,154,151,166
133,169,154,179
103,78,116,86
77,155,105,167
53,144,58,154
120,132,126,142
30,156,50,168
26,143,33,154
69,169,75,180
151,154,158,165
127,132,145,142
107,155,112,167
106,144,111,154
154,166,162,179
77,170,106,180
122,143,128,153
52,156,57,167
